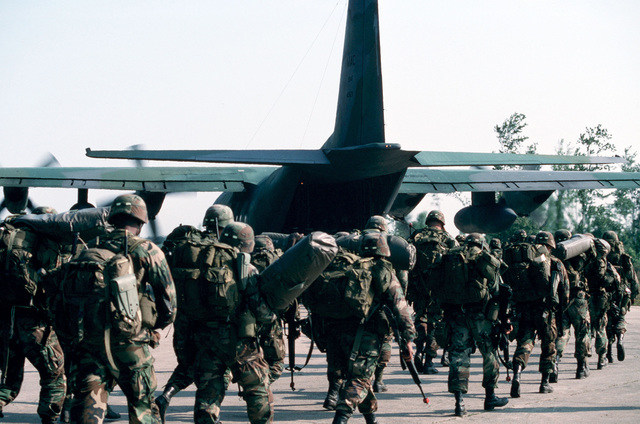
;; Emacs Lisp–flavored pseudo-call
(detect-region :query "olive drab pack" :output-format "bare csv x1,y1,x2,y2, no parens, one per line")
0,223,60,307
413,228,449,273
163,226,239,322
302,250,376,320
49,238,145,348
503,242,552,302
429,245,499,305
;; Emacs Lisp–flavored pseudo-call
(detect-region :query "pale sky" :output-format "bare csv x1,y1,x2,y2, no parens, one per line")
1,0,639,236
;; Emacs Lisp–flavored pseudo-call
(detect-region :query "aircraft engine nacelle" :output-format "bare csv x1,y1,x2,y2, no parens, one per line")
454,192,517,234
503,190,554,216
2,187,30,214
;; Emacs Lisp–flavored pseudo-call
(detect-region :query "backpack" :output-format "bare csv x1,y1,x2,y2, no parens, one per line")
429,245,498,305
49,238,145,349
163,226,239,322
302,250,375,320
0,223,60,307
503,242,552,302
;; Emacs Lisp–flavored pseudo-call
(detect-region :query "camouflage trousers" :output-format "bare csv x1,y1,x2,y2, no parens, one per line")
512,302,557,374
258,319,285,385
589,293,610,356
69,341,160,424
0,309,66,423
556,293,591,361
443,307,500,394
325,320,381,416
165,313,196,392
413,303,443,360
193,324,273,424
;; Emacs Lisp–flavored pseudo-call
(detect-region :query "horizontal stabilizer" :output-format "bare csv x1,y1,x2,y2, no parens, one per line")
413,151,626,167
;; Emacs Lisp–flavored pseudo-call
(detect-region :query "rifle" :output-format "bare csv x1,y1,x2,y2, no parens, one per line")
383,305,430,405
494,280,513,381
284,301,302,391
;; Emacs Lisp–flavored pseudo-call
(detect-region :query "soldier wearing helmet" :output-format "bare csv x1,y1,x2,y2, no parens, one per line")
70,194,176,423
554,229,572,244
220,222,255,253
364,215,388,233
409,210,458,375
203,204,234,237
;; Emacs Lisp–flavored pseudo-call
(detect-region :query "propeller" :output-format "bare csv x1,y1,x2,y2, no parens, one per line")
0,153,60,215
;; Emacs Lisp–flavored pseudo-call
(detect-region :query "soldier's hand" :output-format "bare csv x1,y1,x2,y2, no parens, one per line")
402,341,414,362
150,331,162,348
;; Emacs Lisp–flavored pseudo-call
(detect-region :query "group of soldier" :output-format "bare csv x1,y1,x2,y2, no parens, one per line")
0,196,637,424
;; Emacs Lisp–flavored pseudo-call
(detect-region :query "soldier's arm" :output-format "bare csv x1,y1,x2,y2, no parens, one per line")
138,241,177,329
383,272,417,343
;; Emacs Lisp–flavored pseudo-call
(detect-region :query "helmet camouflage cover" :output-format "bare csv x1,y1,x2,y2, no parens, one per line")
602,230,619,244
535,231,556,249
359,232,391,257
220,222,255,253
108,194,149,224
365,215,388,232
254,234,275,252
203,204,234,229
465,232,485,248
425,210,445,226
554,229,572,244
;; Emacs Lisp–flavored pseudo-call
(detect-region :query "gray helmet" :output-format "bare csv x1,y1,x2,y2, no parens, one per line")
602,231,619,244
220,222,255,253
31,206,57,215
203,204,234,229
535,231,556,249
594,239,611,256
359,232,391,257
510,229,527,243
254,234,274,252
365,215,388,232
465,233,485,249
554,229,572,244
425,210,445,226
489,238,501,249
108,194,148,224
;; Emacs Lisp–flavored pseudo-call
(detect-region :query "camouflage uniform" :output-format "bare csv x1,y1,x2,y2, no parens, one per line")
69,228,177,424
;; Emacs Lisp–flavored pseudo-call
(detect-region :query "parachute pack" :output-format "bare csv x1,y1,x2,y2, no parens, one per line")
49,237,145,349
163,225,240,322
428,245,499,305
0,223,60,307
302,250,376,320
503,242,552,302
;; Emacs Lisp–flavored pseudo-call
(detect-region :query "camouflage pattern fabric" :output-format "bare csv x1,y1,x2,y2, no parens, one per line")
257,319,285,385
0,309,66,423
511,302,558,373
556,293,591,360
165,312,196,391
589,293,610,356
443,307,500,394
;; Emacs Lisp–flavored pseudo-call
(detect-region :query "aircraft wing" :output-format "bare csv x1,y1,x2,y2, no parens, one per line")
400,168,640,194
0,166,278,192
412,151,626,167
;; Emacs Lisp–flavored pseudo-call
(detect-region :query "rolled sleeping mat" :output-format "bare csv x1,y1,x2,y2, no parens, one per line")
335,232,416,271
260,231,305,252
11,207,112,243
552,234,594,261
259,231,338,312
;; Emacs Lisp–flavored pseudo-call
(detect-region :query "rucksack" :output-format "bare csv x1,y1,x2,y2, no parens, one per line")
0,223,60,307
163,226,239,322
302,250,376,320
503,242,552,302
429,245,498,305
49,237,145,349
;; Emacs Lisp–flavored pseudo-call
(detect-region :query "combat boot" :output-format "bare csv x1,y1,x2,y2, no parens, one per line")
539,372,553,394
484,387,509,410
510,362,521,398
155,385,179,423
549,354,559,383
422,356,439,375
332,410,350,424
323,379,342,410
363,412,379,424
413,354,424,373
606,343,614,363
454,391,466,417
105,404,121,421
576,359,589,379
616,333,625,361
373,365,388,393
597,354,607,370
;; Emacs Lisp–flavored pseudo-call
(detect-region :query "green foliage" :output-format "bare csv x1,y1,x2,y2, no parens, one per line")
493,112,538,170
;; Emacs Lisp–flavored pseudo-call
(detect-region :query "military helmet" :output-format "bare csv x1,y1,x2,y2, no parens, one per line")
203,204,234,229
602,231,619,244
254,234,275,252
489,238,501,249
108,194,149,224
554,229,572,244
425,210,445,226
594,238,611,256
365,215,388,232
535,231,556,249
455,234,466,245
31,206,57,215
465,233,485,248
510,229,527,243
359,232,391,257
220,222,255,253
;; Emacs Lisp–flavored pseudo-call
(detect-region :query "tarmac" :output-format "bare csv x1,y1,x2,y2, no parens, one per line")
3,307,640,423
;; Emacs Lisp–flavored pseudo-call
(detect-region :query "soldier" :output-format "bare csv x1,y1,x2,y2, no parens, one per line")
553,229,592,380
435,233,508,416
508,231,568,397
327,232,416,424
409,210,458,375
584,238,620,370
155,204,234,422
602,230,638,362
0,208,66,424
189,221,275,424
68,194,177,423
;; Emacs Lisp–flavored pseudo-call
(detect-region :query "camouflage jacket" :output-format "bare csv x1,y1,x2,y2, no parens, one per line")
373,259,416,342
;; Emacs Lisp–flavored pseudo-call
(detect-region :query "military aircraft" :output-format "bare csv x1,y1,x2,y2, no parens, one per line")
1,0,639,235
